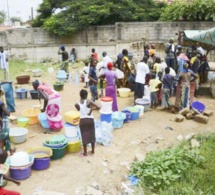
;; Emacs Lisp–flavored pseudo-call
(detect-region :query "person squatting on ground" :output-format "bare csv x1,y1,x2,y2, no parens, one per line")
75,89,100,157
99,62,118,111
58,45,69,77
134,56,150,103
88,60,99,101
0,148,21,195
0,47,9,81
0,86,16,155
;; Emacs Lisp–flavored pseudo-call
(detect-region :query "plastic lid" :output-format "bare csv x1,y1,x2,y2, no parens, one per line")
100,96,113,102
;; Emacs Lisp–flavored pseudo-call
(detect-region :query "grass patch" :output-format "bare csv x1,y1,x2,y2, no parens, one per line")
130,134,215,195
8,59,84,82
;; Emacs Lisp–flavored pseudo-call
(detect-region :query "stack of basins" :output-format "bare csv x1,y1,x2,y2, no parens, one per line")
64,111,81,153
100,96,113,124
43,135,68,160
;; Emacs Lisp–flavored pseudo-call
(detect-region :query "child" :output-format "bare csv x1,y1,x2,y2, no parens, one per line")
83,62,89,88
75,89,100,157
161,67,173,111
0,86,16,155
149,74,162,109
0,148,21,195
88,60,98,101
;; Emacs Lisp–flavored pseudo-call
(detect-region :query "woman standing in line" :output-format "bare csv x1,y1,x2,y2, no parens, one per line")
99,62,118,111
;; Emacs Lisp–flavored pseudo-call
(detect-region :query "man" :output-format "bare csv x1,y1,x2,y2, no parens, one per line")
134,56,150,103
99,51,112,97
165,38,175,69
0,47,9,81
58,45,69,77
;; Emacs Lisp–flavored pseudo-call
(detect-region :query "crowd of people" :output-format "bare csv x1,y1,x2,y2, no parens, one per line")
0,41,210,193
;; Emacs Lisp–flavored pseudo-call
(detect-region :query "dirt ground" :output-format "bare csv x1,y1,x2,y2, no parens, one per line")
5,65,215,195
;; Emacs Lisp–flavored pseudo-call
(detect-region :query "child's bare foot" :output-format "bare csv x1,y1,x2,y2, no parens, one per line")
10,147,17,155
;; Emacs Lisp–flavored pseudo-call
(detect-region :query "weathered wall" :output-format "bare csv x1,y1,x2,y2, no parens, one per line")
1,21,215,62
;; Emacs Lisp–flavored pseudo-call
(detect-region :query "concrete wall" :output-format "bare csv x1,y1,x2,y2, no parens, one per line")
1,21,215,62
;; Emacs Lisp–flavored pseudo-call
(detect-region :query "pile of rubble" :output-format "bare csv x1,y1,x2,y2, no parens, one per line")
175,107,213,124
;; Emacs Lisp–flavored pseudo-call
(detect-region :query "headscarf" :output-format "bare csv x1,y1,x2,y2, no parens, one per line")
107,62,113,70
178,53,189,61
32,79,40,87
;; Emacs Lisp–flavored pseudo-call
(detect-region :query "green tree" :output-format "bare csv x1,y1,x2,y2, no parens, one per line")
10,17,21,23
160,0,215,21
32,0,166,35
0,10,6,24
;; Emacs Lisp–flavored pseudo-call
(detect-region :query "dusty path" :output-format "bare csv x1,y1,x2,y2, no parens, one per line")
6,66,215,195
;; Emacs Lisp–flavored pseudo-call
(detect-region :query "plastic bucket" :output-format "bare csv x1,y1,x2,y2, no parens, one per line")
47,118,63,130
134,105,144,118
121,110,131,123
32,158,50,170
111,112,126,129
100,96,113,114
15,88,28,99
38,113,50,129
29,90,39,99
100,113,112,123
125,107,140,120
64,123,79,138
66,141,81,153
10,166,31,180
17,117,29,128
50,144,67,160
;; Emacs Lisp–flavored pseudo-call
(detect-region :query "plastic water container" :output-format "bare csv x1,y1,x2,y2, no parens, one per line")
38,113,50,129
75,72,79,85
15,88,28,99
125,107,140,120
100,96,113,114
100,113,112,123
17,117,29,128
121,110,131,123
69,73,72,83
64,123,79,138
56,70,67,82
144,85,151,98
134,105,144,118
112,112,126,129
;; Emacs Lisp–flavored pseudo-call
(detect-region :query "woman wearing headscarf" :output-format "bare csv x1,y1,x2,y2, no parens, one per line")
32,80,63,132
99,62,118,111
